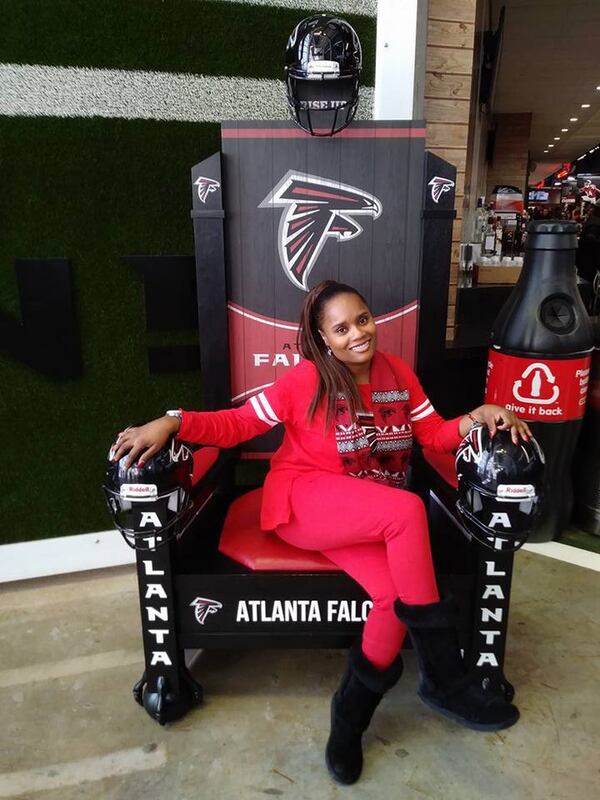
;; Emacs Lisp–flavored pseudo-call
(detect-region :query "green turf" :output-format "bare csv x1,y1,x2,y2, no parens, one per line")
557,526,600,555
0,116,220,543
0,1,376,85
0,0,375,545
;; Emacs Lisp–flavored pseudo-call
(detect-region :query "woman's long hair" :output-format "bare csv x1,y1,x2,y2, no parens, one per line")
297,280,368,426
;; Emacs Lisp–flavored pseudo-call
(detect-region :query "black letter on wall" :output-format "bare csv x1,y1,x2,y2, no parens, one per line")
124,255,200,373
0,258,82,379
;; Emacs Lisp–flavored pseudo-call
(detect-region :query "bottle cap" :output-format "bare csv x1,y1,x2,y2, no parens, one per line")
526,219,578,250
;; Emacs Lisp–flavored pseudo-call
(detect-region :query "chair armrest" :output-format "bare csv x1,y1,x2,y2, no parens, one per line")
190,446,220,485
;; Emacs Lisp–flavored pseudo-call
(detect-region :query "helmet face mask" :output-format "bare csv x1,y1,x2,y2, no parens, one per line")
285,15,362,136
455,425,545,552
103,438,193,551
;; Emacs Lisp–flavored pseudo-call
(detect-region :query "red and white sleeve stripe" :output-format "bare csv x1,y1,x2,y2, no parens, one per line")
178,372,291,447
410,398,434,422
249,391,282,428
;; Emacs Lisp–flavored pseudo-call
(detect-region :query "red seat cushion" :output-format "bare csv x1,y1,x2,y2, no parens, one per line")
191,447,220,485
422,449,458,489
219,488,340,572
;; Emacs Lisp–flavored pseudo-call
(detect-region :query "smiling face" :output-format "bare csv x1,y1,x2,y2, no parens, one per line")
319,292,377,381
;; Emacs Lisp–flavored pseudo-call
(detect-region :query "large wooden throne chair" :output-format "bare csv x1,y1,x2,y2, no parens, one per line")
127,121,517,725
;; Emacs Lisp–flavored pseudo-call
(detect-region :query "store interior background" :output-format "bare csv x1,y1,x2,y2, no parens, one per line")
452,0,600,350
421,0,600,555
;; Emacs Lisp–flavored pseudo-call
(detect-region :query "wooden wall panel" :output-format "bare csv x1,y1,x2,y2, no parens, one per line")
429,0,477,23
424,97,470,124
486,113,532,197
426,47,474,75
425,72,472,100
427,123,471,149
425,0,477,341
428,19,474,48
452,218,463,242
429,147,467,171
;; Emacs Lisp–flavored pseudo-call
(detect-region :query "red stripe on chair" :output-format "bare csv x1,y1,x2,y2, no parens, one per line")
221,128,427,139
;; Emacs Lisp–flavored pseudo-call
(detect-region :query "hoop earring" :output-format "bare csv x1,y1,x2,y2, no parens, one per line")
326,346,333,356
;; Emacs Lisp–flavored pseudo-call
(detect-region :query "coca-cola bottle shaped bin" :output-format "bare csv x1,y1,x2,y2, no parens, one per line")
485,220,594,542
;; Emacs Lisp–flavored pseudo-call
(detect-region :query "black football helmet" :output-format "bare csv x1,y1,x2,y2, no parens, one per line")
455,424,545,552
103,435,193,550
285,14,362,136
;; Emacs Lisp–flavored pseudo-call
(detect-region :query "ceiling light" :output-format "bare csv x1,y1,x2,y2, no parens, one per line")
548,144,554,148
577,154,587,160
561,128,569,132
544,149,549,153
597,86,600,90
554,137,560,140
581,104,591,108
570,117,578,122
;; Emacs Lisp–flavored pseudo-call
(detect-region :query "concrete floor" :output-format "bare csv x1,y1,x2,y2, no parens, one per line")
1,550,598,800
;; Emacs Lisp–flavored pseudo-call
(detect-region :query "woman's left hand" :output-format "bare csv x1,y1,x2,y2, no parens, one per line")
465,404,532,444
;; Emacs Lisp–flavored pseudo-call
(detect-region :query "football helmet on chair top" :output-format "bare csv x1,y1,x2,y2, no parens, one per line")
285,14,362,136
455,424,545,552
103,435,193,551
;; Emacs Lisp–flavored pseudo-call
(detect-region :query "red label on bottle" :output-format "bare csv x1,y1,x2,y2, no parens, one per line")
485,350,591,421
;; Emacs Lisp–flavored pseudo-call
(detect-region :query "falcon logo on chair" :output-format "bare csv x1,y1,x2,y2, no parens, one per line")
190,596,223,624
259,171,382,291
428,176,455,203
194,176,221,204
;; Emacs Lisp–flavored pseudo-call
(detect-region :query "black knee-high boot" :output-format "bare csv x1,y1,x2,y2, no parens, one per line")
326,641,403,784
394,597,519,731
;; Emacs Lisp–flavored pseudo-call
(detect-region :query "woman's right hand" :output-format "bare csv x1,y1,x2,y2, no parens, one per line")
110,416,181,469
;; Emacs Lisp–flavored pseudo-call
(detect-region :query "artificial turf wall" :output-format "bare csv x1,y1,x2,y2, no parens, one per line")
0,1,376,543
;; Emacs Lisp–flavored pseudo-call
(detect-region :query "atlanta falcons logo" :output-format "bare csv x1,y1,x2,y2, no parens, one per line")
190,596,223,625
259,171,382,291
455,423,484,467
428,176,455,204
194,176,220,204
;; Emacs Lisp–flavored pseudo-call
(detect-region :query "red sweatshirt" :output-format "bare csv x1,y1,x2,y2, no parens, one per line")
178,352,462,531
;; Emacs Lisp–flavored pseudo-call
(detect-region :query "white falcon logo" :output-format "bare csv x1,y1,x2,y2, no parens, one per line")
194,176,220,204
455,423,484,467
259,170,382,291
428,176,455,203
190,596,223,625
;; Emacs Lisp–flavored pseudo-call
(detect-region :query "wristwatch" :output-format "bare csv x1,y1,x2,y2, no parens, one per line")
166,409,182,430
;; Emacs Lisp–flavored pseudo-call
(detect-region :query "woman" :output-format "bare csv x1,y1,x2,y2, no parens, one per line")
111,281,531,785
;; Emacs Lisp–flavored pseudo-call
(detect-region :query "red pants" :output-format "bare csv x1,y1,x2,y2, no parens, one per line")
276,472,439,670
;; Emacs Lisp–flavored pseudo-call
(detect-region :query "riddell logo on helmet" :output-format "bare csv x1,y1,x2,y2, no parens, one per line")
497,484,535,499
120,483,158,500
